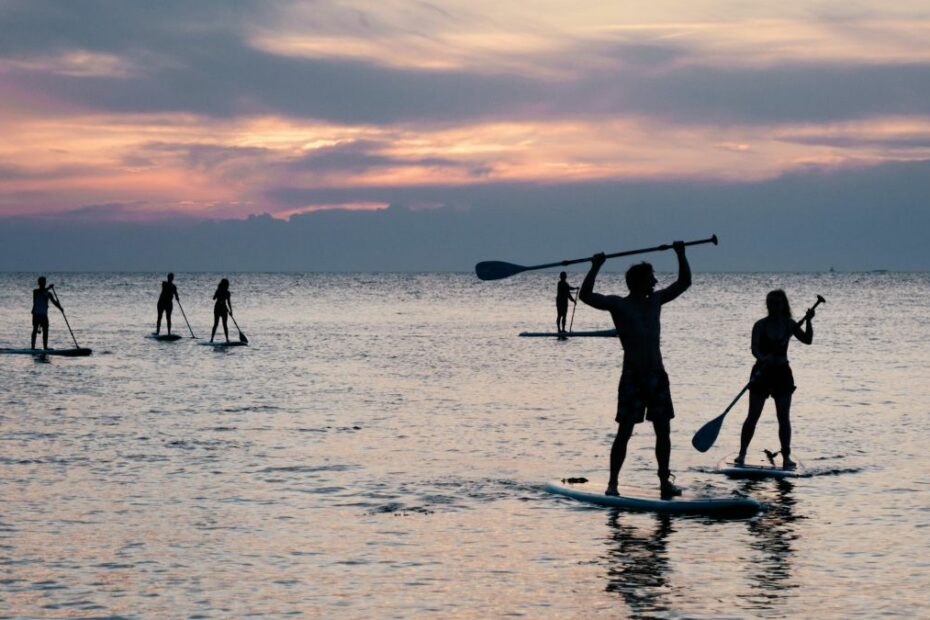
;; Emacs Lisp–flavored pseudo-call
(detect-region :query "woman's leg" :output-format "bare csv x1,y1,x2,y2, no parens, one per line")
211,314,219,341
738,392,766,462
222,315,229,341
156,307,164,333
774,392,793,465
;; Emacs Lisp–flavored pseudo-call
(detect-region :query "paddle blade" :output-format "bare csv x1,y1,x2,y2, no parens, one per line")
238,331,249,344
691,413,726,453
475,261,527,281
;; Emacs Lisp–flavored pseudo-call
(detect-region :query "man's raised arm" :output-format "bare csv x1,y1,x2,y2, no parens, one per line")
579,253,610,310
658,241,691,304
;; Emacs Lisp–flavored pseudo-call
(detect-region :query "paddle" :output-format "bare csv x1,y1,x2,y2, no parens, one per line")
176,296,197,338
691,294,826,453
476,235,718,281
230,312,249,344
48,286,82,350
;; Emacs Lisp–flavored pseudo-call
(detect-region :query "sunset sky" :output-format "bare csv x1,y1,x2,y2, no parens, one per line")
2,0,929,223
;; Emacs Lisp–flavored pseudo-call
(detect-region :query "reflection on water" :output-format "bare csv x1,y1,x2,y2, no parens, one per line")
601,482,801,618
741,479,800,610
1,272,928,617
603,512,674,617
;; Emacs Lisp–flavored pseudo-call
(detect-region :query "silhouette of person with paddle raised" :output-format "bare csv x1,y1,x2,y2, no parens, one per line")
580,241,690,498
31,276,62,350
735,290,814,469
210,278,233,343
556,271,577,333
156,273,179,335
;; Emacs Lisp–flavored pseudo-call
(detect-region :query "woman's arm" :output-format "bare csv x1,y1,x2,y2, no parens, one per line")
793,316,813,345
751,320,765,361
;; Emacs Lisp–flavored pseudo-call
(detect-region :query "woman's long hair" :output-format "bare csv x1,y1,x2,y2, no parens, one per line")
765,289,792,320
214,278,229,298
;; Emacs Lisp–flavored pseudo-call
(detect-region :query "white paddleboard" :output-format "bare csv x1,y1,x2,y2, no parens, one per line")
199,341,248,347
146,333,183,342
717,454,805,479
0,347,92,357
519,329,618,338
546,478,760,517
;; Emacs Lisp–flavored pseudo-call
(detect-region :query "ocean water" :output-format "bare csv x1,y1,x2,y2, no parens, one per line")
0,271,928,618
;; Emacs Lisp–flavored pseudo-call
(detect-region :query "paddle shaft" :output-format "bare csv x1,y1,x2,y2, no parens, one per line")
176,296,196,338
49,288,81,349
230,312,248,343
556,235,717,270
535,235,718,272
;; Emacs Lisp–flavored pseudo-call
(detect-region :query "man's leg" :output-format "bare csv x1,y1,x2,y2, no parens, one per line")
156,307,163,334
653,418,681,497
607,420,636,494
42,324,49,349
166,308,172,335
31,320,38,349
653,418,671,477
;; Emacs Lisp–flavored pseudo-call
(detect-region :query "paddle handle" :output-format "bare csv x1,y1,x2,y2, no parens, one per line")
800,295,825,323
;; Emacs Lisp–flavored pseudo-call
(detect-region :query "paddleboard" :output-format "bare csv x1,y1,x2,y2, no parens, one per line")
546,478,760,517
717,454,805,479
199,341,248,347
0,347,92,357
146,333,183,342
519,329,618,338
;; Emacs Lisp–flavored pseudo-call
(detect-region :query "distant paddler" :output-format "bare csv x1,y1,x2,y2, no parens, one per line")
31,276,62,350
735,290,816,469
210,278,233,343
556,271,577,334
156,272,180,336
579,241,692,499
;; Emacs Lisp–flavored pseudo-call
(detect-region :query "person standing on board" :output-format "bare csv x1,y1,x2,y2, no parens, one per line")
210,278,233,343
579,241,690,498
735,290,814,469
556,271,577,333
156,273,179,335
31,276,62,350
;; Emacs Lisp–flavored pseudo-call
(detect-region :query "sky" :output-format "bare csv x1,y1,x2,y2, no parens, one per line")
1,1,929,270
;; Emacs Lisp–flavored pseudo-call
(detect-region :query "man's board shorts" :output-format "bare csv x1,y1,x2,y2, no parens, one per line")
749,362,796,399
32,313,49,329
617,369,675,424
157,299,173,312
556,301,569,315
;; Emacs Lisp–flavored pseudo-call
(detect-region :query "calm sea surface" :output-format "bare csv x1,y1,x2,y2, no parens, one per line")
1,272,928,618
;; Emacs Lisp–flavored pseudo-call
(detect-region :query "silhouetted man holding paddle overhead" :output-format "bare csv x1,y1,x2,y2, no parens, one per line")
579,241,690,498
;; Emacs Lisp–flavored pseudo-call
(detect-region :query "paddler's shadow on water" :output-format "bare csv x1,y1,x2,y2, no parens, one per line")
603,510,674,613
740,479,800,598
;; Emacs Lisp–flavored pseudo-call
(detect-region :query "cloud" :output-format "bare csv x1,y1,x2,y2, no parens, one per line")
4,2,930,127
6,157,925,272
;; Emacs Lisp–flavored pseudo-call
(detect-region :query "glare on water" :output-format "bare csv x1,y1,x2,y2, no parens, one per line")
0,272,928,618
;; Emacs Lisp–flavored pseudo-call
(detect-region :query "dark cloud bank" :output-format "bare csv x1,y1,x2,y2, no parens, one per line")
2,159,928,272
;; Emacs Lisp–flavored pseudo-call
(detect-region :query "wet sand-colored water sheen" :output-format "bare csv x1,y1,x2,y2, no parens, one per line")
0,272,927,617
